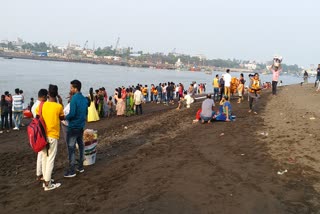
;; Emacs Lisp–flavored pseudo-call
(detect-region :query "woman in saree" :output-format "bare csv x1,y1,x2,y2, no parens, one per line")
114,88,125,116
237,73,245,103
87,87,100,122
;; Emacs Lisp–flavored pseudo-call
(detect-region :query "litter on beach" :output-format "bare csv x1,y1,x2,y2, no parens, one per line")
220,133,225,136
260,132,268,136
309,117,316,120
277,169,288,175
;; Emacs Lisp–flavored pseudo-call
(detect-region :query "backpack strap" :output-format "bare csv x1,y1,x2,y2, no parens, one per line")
39,102,49,156
39,101,44,117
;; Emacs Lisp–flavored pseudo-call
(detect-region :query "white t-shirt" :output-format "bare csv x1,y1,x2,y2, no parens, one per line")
184,94,194,106
31,100,41,118
224,73,232,87
61,103,70,126
134,90,143,105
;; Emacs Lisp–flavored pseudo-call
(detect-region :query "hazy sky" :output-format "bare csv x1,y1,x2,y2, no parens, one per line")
1,0,319,66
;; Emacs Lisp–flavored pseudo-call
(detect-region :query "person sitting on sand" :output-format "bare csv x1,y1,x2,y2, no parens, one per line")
214,95,232,122
200,94,215,124
248,73,263,114
176,91,194,110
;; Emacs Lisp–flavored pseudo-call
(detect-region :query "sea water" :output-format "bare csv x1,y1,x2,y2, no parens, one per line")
0,57,309,105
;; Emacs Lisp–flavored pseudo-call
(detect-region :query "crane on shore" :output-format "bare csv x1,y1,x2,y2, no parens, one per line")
114,37,120,54
83,40,88,50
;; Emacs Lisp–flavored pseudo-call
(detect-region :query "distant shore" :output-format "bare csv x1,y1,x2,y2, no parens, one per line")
0,52,259,73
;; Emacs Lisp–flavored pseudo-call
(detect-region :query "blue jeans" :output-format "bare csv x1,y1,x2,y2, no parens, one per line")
200,111,215,122
67,128,84,172
13,111,23,129
213,88,219,100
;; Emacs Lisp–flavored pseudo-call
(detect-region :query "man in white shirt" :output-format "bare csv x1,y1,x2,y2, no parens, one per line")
12,88,24,130
224,69,232,99
176,91,194,109
193,82,198,94
134,86,143,115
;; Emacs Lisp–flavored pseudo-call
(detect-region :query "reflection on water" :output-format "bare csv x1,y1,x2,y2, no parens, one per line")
0,58,309,104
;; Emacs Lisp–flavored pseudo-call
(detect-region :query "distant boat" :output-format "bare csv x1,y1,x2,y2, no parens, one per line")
205,71,212,75
4,57,13,59
189,66,201,72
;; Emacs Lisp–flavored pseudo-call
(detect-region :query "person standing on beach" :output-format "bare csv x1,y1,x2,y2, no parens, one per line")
224,69,232,99
315,64,320,88
64,80,88,178
212,74,220,101
269,65,282,96
219,75,225,101
0,95,10,133
134,86,143,115
237,73,245,103
248,73,262,114
36,85,64,191
303,70,309,83
4,92,13,128
31,89,48,182
12,88,24,130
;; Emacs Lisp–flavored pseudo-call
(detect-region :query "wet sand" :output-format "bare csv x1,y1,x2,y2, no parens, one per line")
1,84,320,213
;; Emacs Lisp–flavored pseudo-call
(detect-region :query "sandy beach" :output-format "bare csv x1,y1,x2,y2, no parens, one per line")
1,83,320,213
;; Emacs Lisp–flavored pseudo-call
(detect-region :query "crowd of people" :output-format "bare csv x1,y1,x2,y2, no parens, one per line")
0,67,281,135
85,81,209,118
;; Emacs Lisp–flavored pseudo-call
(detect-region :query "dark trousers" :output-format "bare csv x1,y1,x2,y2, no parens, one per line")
135,104,142,115
1,113,9,129
249,93,259,111
219,86,225,100
272,81,278,95
315,76,320,87
66,128,84,172
8,110,13,128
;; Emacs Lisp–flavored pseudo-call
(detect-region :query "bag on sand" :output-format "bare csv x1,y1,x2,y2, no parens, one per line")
27,102,48,154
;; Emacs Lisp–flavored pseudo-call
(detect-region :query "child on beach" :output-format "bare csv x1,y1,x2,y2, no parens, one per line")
107,96,114,117
29,98,34,110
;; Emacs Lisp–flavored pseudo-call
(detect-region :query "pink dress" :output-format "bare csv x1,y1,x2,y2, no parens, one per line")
114,96,125,116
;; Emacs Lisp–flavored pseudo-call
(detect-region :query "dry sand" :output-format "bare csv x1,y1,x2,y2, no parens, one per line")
0,84,320,213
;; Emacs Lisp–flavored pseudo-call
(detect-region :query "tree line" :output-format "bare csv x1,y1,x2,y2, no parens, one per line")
0,41,301,73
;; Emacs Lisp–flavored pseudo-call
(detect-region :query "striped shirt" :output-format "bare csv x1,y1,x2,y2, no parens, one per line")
12,94,24,112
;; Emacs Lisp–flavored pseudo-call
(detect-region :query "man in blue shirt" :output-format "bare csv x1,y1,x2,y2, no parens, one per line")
64,80,88,178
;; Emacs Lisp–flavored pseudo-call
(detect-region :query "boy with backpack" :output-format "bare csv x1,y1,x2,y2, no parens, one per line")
31,89,48,183
36,85,64,191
